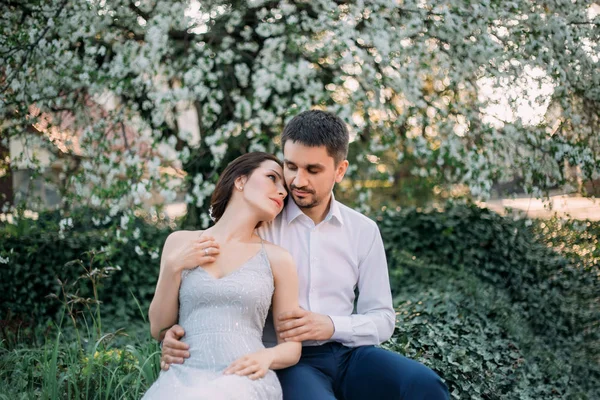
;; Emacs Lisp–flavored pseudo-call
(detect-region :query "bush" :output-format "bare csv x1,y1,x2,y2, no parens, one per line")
1,204,598,399
0,249,160,400
0,209,171,335
380,203,600,399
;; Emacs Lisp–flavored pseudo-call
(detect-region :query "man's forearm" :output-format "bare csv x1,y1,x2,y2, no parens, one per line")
329,311,395,347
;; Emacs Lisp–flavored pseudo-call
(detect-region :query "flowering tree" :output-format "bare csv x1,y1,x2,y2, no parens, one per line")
1,0,599,231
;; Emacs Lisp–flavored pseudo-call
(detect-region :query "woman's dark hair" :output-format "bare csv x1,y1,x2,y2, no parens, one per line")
209,152,282,223
281,110,349,164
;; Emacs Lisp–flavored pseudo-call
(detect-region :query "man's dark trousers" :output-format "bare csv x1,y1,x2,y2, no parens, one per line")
276,342,449,400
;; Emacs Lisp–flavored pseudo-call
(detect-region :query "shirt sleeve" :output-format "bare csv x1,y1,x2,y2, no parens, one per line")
329,225,395,347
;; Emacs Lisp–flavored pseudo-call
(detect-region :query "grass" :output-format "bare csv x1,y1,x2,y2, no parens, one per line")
0,251,161,400
2,214,598,399
0,329,160,399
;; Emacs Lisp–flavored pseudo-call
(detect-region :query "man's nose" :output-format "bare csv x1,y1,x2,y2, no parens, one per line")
293,170,308,188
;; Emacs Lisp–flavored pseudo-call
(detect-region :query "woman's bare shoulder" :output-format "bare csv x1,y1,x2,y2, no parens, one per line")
163,230,204,250
262,242,297,289
262,241,294,268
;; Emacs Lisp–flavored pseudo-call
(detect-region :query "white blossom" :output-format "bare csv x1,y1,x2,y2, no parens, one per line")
120,214,130,230
0,0,597,224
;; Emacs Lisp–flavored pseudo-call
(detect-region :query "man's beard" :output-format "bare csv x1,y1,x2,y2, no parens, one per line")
290,187,319,209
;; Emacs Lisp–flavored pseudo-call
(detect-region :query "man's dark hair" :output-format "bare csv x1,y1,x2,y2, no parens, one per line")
281,110,349,164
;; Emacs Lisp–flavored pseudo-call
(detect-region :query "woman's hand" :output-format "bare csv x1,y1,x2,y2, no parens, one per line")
223,349,275,380
164,234,220,274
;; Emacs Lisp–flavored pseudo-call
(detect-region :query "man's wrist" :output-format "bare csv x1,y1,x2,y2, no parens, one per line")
327,315,335,339
158,326,171,342
329,315,352,342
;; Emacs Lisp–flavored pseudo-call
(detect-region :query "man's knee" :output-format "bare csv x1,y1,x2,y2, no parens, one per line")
401,362,449,399
277,364,336,400
346,347,449,399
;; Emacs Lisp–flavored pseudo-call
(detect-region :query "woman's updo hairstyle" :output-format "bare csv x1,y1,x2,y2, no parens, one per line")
209,152,283,223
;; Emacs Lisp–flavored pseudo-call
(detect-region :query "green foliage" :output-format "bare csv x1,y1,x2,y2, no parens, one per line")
385,281,525,399
0,209,171,335
0,334,159,400
534,218,600,271
0,251,160,400
1,204,599,398
380,203,600,399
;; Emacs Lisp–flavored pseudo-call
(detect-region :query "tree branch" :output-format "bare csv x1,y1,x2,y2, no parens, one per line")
128,1,151,21
0,0,69,95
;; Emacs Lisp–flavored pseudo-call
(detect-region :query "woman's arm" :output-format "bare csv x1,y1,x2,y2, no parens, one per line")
148,232,185,341
266,247,302,369
224,246,301,379
148,231,219,341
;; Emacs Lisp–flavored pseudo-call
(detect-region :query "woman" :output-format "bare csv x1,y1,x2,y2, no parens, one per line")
143,152,300,399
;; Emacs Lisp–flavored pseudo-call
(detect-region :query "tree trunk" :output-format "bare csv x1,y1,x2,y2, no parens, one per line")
0,141,14,210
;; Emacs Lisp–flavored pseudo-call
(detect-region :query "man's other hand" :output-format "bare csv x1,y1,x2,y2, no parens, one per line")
160,324,190,371
275,308,334,342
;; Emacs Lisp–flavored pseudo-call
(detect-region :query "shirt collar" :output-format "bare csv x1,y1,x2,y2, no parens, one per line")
284,196,304,225
285,192,344,226
327,194,344,225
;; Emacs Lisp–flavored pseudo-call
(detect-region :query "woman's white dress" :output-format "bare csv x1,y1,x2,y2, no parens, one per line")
142,244,282,399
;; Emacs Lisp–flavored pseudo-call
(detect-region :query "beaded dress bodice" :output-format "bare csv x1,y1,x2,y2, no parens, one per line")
142,244,282,400
177,246,274,370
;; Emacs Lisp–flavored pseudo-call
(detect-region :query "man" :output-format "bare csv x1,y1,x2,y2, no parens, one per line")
160,110,449,399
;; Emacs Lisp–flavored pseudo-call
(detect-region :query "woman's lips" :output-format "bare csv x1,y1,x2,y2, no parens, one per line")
271,198,283,208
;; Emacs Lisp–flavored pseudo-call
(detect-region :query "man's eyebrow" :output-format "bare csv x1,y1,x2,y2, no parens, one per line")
283,159,325,169
306,163,325,169
269,169,283,180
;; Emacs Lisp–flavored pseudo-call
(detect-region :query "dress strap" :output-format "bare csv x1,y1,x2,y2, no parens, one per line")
255,234,274,281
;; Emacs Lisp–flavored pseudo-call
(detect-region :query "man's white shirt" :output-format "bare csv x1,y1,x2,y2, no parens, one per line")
258,194,395,348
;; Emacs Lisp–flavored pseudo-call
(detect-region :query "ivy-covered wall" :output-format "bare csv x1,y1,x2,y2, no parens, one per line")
1,204,598,398
380,204,599,399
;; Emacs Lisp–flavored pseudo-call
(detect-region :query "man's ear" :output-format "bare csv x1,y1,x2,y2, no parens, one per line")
335,160,349,183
